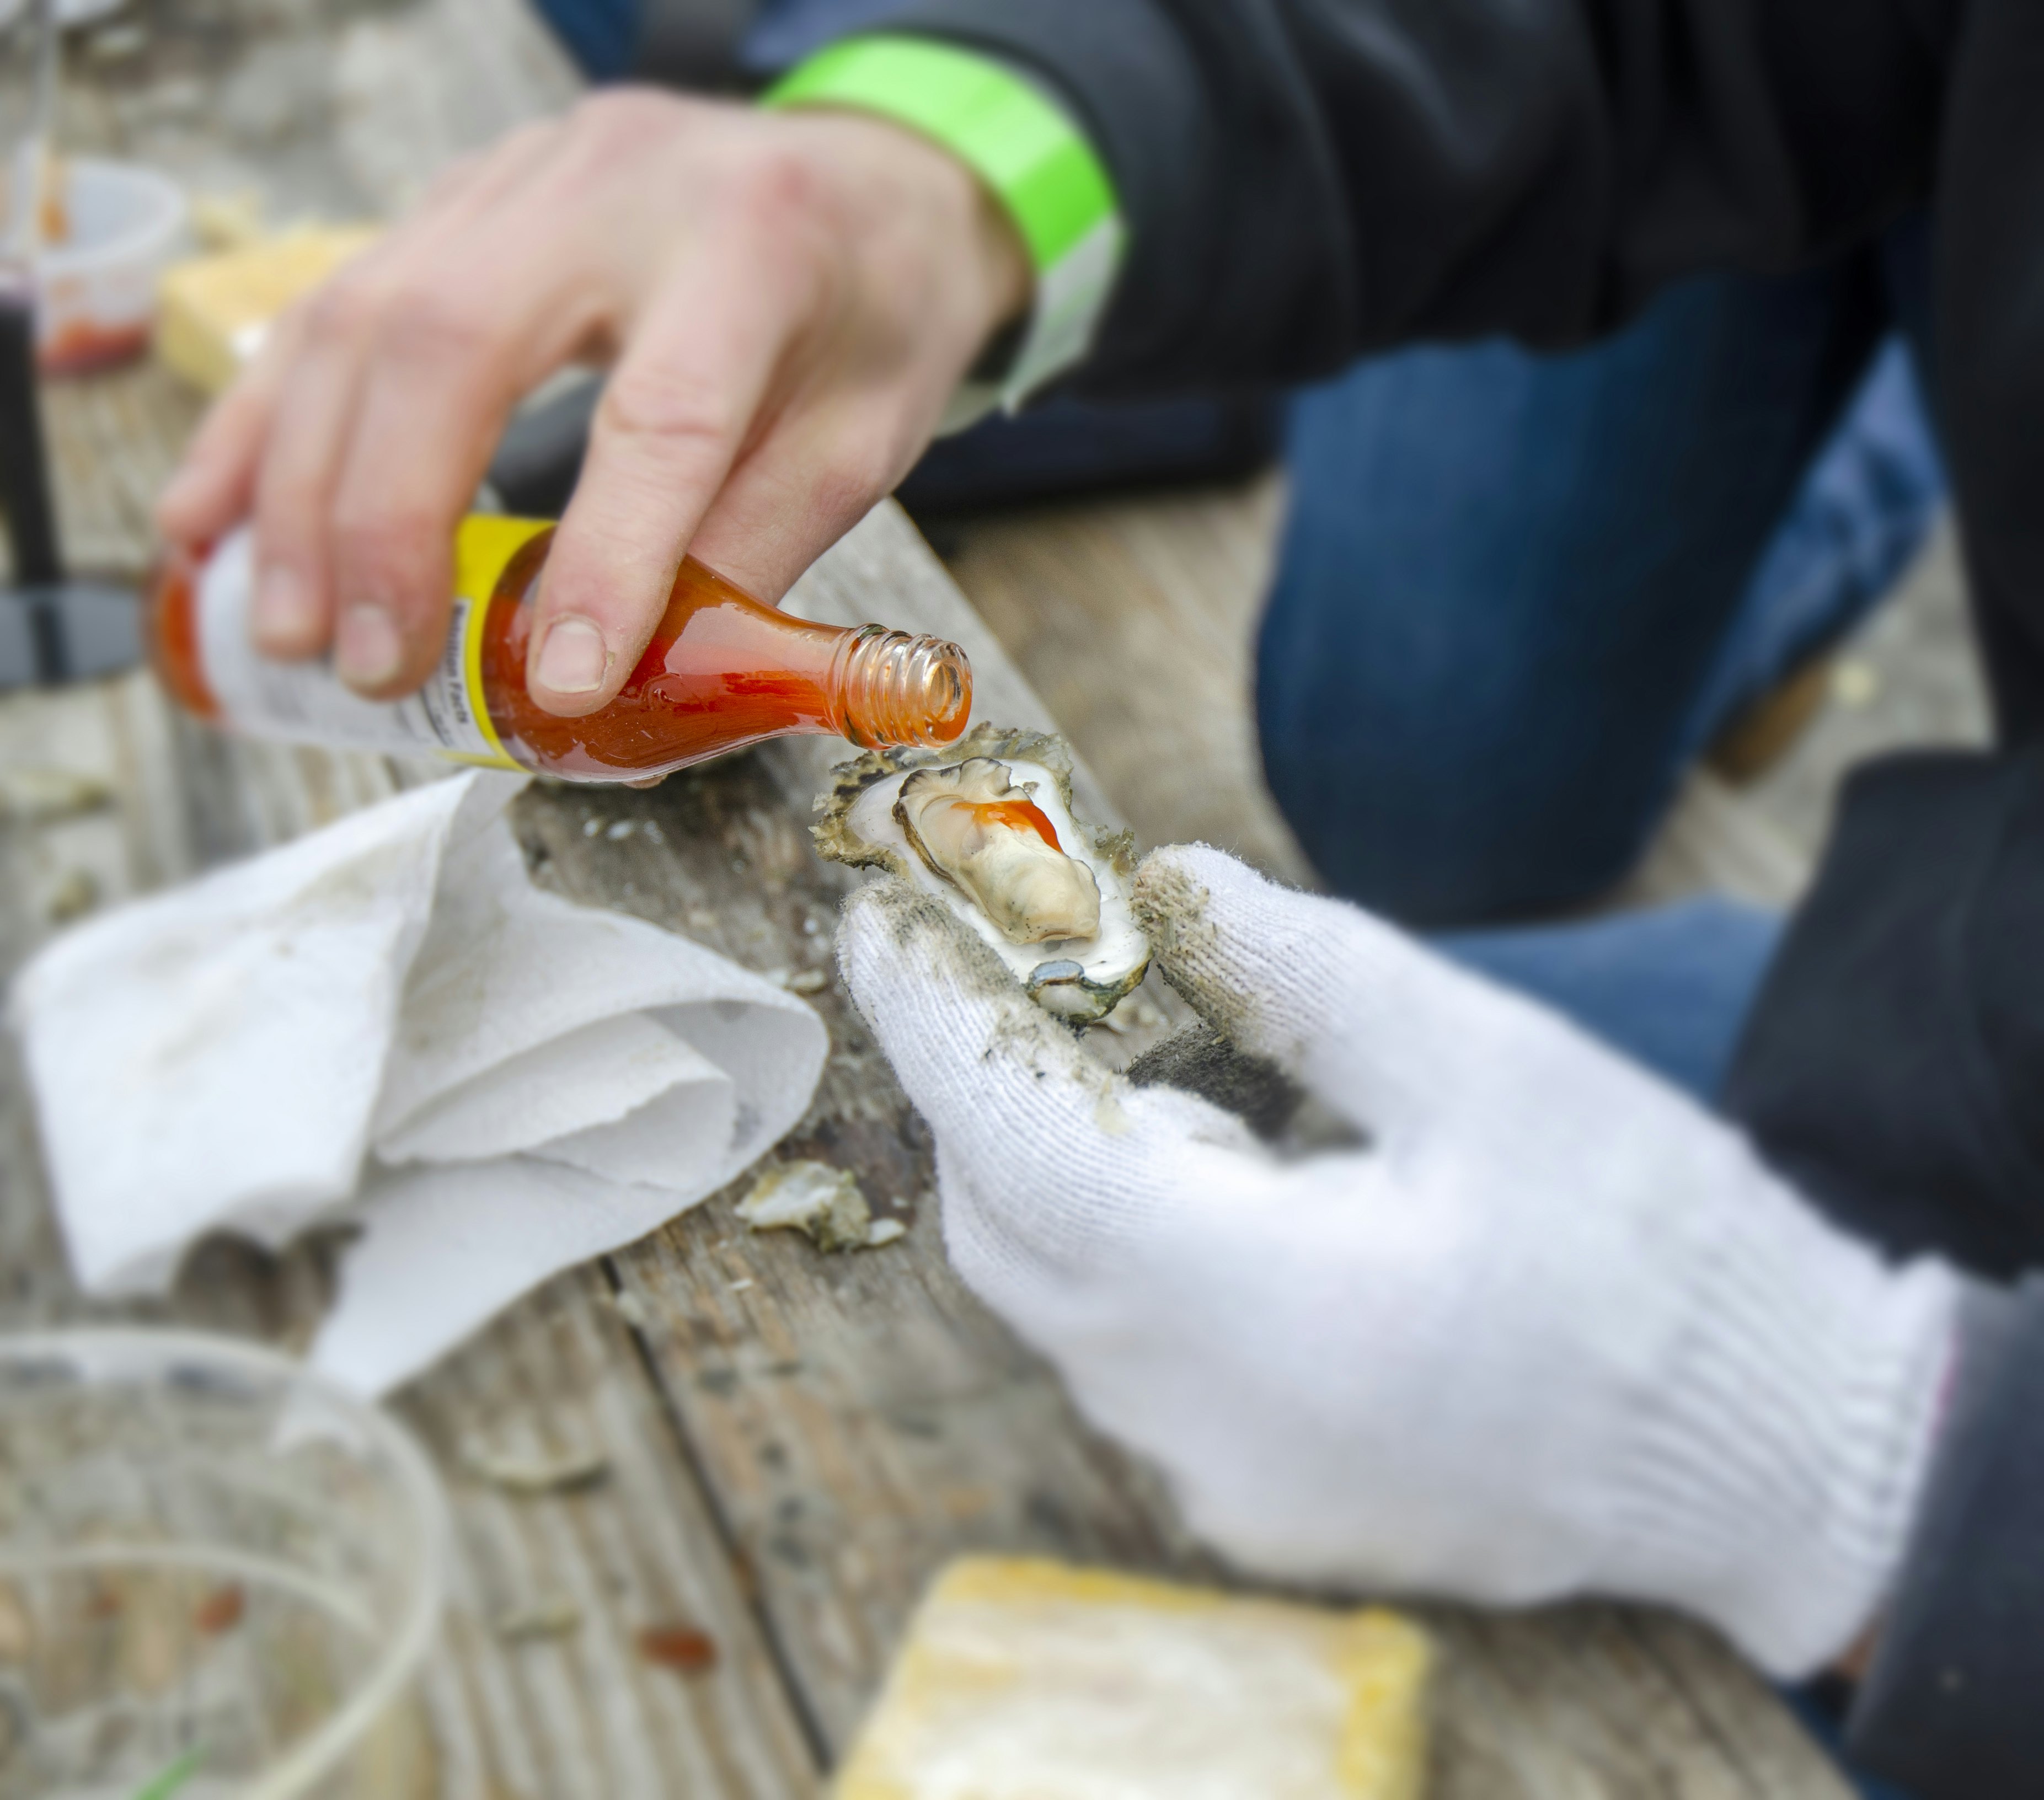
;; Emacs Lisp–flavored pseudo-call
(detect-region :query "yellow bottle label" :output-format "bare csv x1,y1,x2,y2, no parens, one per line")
196,516,551,770
447,515,553,768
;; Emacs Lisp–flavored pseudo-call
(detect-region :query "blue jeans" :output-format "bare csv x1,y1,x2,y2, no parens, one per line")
1443,906,1914,1800
1442,897,1782,1099
1258,234,1943,927
1368,250,1942,1800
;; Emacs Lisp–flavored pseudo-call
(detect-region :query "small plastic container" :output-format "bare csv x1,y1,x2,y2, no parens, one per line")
0,1327,450,1797
36,158,188,376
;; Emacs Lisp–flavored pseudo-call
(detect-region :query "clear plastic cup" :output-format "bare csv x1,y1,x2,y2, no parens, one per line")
0,1328,450,1798
35,158,188,376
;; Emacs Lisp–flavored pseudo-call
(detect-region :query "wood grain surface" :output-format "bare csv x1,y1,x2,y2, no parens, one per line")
0,0,1852,1791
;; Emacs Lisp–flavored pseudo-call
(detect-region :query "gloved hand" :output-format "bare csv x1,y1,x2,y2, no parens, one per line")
836,844,1962,1676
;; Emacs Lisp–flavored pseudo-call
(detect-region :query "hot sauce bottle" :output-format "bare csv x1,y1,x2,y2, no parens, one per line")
150,517,972,780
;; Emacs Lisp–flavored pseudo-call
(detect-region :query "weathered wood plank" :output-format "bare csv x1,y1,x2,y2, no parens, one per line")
0,671,826,1798
1625,768,1813,910
399,1267,820,1800
1425,1606,1850,1799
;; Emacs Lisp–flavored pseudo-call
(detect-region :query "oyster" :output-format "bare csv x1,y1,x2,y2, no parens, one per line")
895,759,1101,944
815,724,1149,1022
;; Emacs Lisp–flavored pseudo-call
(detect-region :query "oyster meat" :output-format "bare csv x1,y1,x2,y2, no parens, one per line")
894,758,1101,945
815,725,1149,1023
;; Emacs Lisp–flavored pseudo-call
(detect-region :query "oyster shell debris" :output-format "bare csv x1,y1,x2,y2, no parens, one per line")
736,1158,903,1252
814,724,1149,1023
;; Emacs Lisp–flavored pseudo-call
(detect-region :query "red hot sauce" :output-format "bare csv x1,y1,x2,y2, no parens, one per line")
151,518,972,782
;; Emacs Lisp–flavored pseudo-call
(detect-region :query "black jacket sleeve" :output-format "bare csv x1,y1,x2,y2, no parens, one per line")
1714,750,2044,1798
1722,749,2044,1281
864,0,2044,732
865,0,1952,390
1845,1281,2044,1796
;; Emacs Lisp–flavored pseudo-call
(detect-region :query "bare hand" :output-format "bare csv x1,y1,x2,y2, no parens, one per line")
154,91,1029,711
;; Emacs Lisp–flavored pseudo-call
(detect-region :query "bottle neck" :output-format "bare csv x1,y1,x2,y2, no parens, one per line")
823,624,973,749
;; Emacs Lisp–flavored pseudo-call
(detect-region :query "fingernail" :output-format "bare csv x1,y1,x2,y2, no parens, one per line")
534,616,608,695
335,604,405,689
253,565,318,649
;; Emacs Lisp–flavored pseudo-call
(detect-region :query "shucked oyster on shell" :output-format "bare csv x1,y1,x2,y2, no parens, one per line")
896,759,1101,945
814,724,1150,1022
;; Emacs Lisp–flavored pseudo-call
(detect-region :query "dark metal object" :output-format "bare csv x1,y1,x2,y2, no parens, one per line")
633,0,752,89
482,369,1285,527
0,582,31,686
0,285,141,691
897,393,1285,517
487,372,602,519
10,580,141,684
0,288,58,587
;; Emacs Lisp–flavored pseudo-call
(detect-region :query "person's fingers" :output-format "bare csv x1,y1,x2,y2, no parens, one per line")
152,133,517,561
160,120,571,672
836,879,1246,1246
837,877,1101,1142
520,190,825,714
682,387,937,601
1133,843,1533,1144
320,240,602,699
154,381,267,555
246,171,592,694
243,258,414,683
158,93,1013,703
153,310,303,561
413,116,563,223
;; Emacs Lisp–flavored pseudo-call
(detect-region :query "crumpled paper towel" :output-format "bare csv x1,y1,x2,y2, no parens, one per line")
11,770,827,1393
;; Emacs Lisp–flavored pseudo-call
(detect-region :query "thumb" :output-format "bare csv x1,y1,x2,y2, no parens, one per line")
836,876,1131,1158
1133,844,1526,1143
836,877,1246,1271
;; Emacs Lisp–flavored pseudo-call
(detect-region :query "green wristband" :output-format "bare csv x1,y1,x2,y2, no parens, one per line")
764,34,1124,417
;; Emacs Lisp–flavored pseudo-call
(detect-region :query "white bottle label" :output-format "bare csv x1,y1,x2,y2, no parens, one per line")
196,527,526,769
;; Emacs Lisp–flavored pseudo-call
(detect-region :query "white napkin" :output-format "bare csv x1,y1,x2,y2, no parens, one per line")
12,770,827,1392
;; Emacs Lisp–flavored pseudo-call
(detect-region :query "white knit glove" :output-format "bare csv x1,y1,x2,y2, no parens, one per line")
836,844,1962,1676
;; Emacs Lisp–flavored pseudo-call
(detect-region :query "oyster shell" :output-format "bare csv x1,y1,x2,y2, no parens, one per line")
815,725,1149,1022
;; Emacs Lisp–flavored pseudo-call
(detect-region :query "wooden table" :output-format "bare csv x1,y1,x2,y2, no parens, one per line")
0,0,1853,1792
